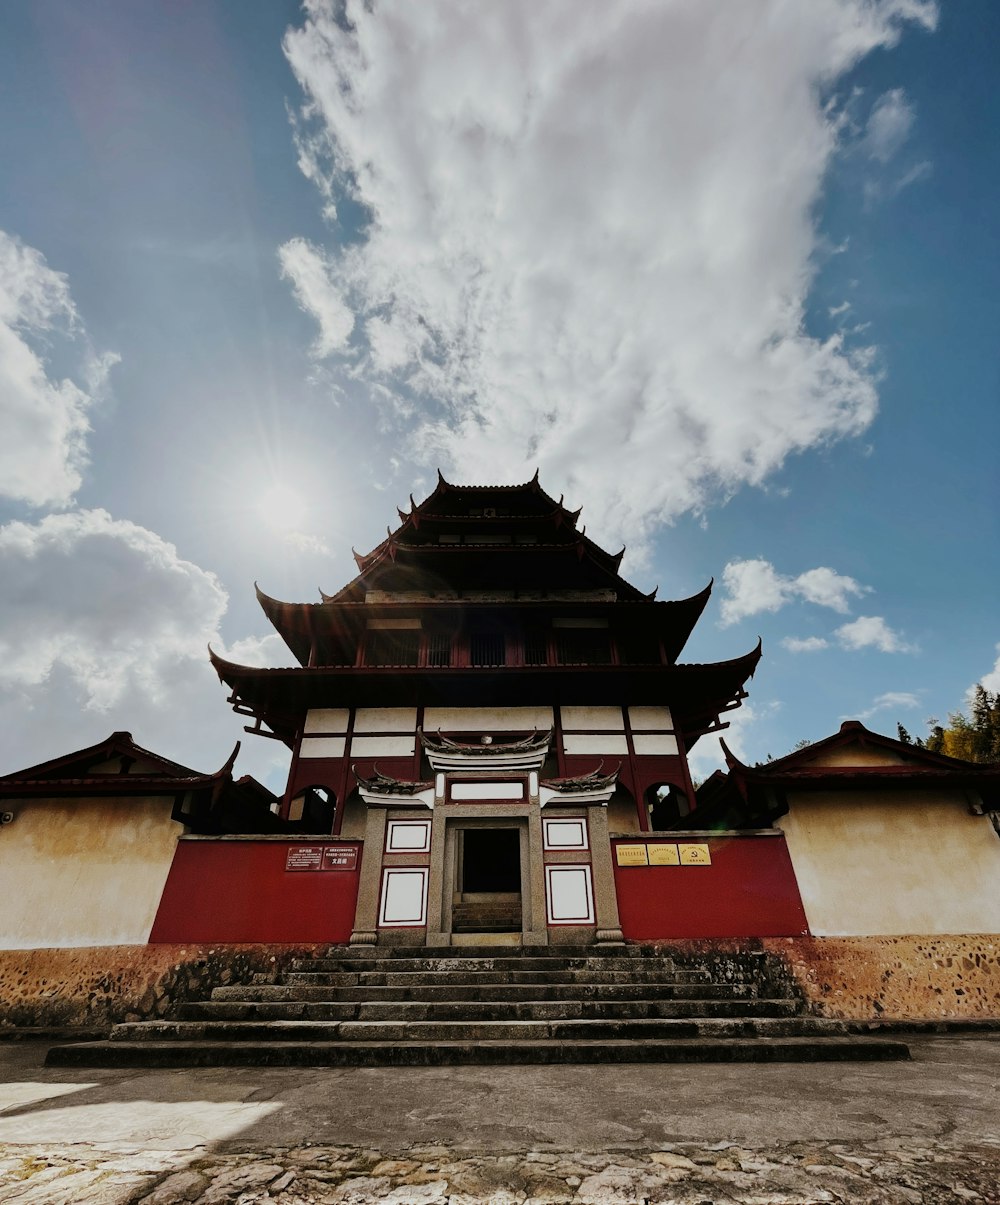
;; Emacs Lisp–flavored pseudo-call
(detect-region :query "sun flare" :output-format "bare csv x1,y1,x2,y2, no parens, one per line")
259,484,308,532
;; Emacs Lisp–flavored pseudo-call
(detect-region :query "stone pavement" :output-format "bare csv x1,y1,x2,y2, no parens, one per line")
1,1038,999,1202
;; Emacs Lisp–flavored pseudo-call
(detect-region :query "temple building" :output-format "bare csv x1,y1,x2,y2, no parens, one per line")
4,473,1000,1061
205,472,762,946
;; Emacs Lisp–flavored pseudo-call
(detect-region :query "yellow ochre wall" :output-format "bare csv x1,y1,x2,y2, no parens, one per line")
779,786,1000,937
0,797,183,949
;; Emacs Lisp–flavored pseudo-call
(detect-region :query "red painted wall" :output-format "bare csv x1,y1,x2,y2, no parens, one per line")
149,840,361,944
612,836,809,939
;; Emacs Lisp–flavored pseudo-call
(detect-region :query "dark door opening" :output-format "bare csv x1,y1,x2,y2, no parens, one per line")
453,828,522,933
462,828,521,893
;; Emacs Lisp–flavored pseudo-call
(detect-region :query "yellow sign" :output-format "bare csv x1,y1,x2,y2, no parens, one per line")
678,843,712,866
648,843,680,866
615,844,649,867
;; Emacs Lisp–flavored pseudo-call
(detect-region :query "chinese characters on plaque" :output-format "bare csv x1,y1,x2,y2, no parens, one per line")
285,845,359,873
615,842,711,867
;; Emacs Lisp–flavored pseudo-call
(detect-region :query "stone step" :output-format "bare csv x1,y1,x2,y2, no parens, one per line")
280,968,714,987
321,944,650,958
291,955,685,974
46,1035,910,1068
178,997,801,1023
109,1016,844,1043
211,981,764,1004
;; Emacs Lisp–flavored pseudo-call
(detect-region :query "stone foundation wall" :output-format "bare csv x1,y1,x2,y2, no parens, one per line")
0,944,328,1029
2,934,998,1029
764,934,1000,1021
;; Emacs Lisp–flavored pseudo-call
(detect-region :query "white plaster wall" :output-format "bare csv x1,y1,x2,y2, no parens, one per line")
350,735,415,757
353,707,418,732
779,789,1000,936
631,734,679,756
299,736,347,759
303,709,350,733
560,706,623,730
423,706,553,732
562,733,629,756
628,706,674,731
0,797,182,949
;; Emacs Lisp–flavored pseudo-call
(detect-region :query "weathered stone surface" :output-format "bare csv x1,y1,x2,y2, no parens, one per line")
0,1140,984,1204
140,1170,210,1204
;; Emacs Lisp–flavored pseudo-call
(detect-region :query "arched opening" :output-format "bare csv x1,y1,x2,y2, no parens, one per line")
287,785,336,833
647,782,692,831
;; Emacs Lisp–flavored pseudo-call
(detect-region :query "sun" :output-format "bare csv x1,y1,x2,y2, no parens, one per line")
258,484,308,532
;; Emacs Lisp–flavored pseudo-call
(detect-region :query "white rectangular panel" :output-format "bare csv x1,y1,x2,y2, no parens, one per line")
562,733,629,756
545,865,595,925
631,734,680,756
350,735,416,757
423,706,553,732
560,706,624,730
299,736,347,759
379,868,428,927
353,707,418,732
386,819,432,853
303,709,350,734
450,781,524,800
543,817,588,850
628,706,674,731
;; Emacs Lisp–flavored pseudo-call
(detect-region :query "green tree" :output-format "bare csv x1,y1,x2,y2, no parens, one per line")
911,685,1000,764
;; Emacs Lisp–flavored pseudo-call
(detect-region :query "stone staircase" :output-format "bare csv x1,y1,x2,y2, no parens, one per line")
45,945,909,1067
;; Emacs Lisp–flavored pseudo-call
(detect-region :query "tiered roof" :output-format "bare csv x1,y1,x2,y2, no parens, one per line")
211,475,761,746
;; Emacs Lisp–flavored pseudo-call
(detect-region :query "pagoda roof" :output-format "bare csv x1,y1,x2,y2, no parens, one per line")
208,641,761,746
324,473,647,603
254,579,714,668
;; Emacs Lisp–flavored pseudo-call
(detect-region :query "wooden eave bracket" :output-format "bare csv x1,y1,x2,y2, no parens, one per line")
243,716,284,743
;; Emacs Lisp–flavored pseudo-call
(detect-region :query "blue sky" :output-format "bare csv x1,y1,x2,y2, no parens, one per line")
0,0,996,786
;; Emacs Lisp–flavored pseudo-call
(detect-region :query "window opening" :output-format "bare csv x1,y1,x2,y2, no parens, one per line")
366,629,420,666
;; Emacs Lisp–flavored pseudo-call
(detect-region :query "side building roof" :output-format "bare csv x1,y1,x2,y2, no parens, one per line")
686,720,1000,830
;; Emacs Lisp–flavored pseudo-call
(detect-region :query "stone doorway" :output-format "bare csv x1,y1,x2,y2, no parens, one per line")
452,826,523,935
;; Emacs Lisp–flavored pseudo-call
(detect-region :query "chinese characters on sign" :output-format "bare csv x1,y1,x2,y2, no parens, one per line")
285,845,359,872
615,843,712,867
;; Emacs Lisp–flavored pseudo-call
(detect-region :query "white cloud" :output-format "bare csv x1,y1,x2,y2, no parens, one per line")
0,230,118,508
853,689,921,721
720,558,869,625
278,237,354,356
793,566,870,611
782,635,830,653
863,88,915,163
0,510,289,787
281,0,935,551
0,509,228,709
835,614,914,653
976,644,1000,696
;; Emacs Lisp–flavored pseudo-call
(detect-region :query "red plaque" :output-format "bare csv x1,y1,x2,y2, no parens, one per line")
322,845,359,871
285,845,323,872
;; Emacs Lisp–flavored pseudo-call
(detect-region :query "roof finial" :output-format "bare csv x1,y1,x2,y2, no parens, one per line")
531,467,540,485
